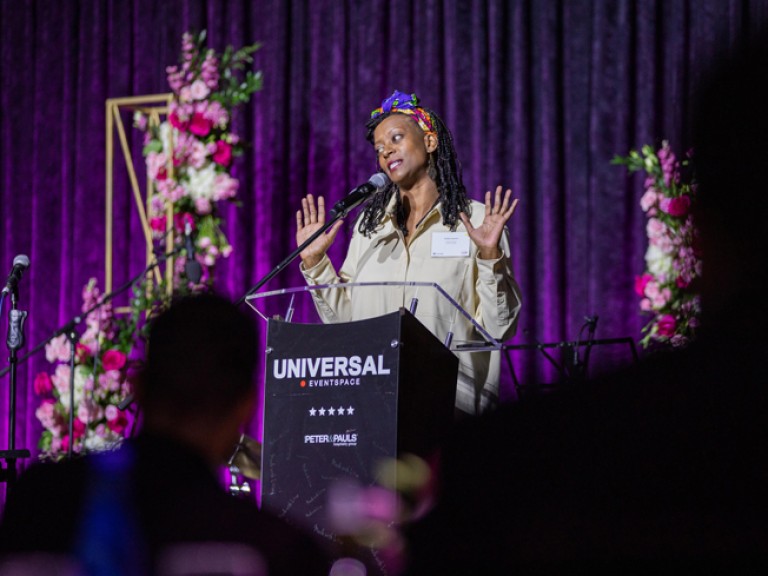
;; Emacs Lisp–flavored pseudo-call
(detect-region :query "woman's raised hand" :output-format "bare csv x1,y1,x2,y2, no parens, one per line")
296,194,344,269
459,186,519,260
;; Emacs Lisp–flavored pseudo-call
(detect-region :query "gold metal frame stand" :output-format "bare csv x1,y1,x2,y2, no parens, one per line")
105,93,175,312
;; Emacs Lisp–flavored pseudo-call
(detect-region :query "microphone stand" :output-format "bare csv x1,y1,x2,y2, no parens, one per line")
236,176,387,305
570,315,599,384
579,316,599,382
522,328,569,383
1,284,31,488
0,248,181,459
236,206,347,306
65,322,77,459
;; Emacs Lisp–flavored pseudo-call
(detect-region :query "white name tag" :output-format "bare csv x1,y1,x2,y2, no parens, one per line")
431,232,470,257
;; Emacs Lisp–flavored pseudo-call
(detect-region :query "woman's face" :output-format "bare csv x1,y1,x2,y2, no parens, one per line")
372,114,435,187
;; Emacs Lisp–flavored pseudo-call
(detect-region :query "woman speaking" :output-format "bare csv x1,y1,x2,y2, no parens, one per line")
296,90,522,417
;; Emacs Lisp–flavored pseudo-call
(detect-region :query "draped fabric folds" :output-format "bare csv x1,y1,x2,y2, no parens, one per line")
1,0,767,488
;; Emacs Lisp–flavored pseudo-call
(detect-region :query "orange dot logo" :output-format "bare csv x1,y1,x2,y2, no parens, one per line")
300,380,306,387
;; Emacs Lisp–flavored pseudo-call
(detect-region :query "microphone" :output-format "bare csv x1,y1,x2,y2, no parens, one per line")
329,172,390,218
572,315,599,382
117,394,134,410
184,223,203,284
2,254,30,295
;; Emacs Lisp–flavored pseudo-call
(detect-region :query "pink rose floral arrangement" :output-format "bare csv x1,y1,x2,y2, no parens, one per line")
134,30,262,285
34,279,138,460
613,141,702,348
34,31,262,460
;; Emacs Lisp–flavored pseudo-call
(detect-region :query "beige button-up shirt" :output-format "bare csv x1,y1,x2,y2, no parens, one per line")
301,198,522,415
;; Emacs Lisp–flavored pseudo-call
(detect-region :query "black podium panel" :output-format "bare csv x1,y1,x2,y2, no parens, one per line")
260,308,457,537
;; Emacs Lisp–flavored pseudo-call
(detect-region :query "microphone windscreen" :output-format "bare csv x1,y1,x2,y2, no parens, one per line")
369,172,390,189
13,254,30,268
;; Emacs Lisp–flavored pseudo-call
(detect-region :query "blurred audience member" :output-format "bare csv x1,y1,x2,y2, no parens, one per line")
400,30,768,576
0,293,333,576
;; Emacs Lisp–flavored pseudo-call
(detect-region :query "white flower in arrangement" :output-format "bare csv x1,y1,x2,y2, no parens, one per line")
83,428,121,452
84,433,108,452
645,244,673,279
186,163,217,201
74,365,90,394
57,365,91,411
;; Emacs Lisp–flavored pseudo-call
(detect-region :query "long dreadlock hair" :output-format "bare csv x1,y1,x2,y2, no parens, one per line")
357,107,471,237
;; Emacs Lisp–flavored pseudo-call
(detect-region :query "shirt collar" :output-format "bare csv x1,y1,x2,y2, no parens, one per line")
384,193,442,224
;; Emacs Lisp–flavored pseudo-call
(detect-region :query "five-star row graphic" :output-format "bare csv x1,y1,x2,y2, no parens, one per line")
308,406,356,416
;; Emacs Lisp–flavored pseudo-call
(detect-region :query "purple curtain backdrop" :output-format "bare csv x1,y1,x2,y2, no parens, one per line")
2,0,768,502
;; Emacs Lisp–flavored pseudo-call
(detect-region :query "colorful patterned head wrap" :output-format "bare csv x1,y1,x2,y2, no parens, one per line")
370,90,435,134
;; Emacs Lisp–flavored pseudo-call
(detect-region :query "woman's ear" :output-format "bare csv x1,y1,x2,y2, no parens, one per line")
424,132,438,153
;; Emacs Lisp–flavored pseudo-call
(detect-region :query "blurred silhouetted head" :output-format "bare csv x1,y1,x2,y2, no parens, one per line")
138,293,258,422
